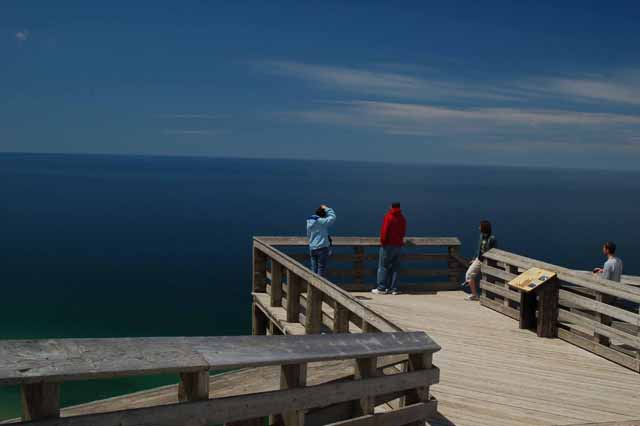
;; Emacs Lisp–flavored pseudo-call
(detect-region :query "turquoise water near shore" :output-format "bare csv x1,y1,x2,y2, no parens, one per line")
1,153,639,419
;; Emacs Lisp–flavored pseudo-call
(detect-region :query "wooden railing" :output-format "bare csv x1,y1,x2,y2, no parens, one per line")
252,236,443,423
480,248,640,372
0,333,440,426
253,237,402,335
255,236,464,293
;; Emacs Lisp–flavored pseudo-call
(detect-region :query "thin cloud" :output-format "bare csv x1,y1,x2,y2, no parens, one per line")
259,60,640,150
15,30,30,42
288,100,640,147
520,71,640,105
258,60,640,107
296,100,640,126
255,60,516,101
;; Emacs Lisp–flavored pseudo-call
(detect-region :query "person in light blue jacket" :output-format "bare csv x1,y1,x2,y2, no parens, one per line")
306,205,336,277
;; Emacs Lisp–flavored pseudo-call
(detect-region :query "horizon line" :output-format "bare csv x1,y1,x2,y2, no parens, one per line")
1,150,638,174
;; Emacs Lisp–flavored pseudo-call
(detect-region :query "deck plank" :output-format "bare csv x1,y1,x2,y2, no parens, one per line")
353,291,640,426
6,292,639,426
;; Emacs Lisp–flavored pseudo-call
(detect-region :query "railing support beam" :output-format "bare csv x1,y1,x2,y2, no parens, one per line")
447,245,460,289
252,303,268,336
305,284,323,334
333,304,350,333
20,383,60,421
270,261,283,307
286,271,302,323
278,363,307,426
253,247,267,293
403,352,433,426
353,247,365,286
178,371,209,402
353,357,377,416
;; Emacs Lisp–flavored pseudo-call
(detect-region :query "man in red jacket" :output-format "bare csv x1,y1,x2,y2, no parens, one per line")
372,202,406,295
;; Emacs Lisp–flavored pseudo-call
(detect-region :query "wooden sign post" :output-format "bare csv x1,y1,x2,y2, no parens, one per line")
508,268,559,338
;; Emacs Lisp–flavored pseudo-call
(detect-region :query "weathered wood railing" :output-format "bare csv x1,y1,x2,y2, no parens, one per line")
255,236,464,294
0,333,440,426
252,236,443,423
480,248,640,372
253,237,403,335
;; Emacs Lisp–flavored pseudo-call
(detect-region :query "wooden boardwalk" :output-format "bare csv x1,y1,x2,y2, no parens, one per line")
352,291,640,426
4,237,639,425
18,290,639,426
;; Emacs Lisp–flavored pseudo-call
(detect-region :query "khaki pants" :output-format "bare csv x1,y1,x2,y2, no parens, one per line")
465,259,482,282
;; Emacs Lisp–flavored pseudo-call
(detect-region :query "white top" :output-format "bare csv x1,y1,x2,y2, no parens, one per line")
601,256,624,282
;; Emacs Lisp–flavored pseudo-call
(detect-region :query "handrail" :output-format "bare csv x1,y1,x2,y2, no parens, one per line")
0,332,438,386
255,235,464,293
483,249,640,303
1,333,441,425
253,237,403,333
256,235,461,247
573,270,640,288
479,248,639,373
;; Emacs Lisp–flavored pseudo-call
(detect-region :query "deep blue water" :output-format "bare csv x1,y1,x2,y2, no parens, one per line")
1,153,639,418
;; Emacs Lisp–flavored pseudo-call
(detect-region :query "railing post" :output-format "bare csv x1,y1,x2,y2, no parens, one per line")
278,363,307,426
353,357,377,416
252,304,268,336
506,264,518,308
482,258,499,300
20,383,60,421
178,371,209,402
404,351,433,426
253,246,267,293
593,292,613,346
270,261,283,307
495,261,510,308
447,245,460,289
333,303,350,333
286,270,301,323
305,283,323,334
353,246,365,286
362,321,379,333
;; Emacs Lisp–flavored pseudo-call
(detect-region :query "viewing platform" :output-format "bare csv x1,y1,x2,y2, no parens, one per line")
1,236,639,426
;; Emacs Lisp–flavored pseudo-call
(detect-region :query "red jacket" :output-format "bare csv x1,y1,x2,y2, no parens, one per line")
380,207,406,246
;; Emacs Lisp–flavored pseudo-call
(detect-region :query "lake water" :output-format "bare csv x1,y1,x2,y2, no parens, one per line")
1,153,639,419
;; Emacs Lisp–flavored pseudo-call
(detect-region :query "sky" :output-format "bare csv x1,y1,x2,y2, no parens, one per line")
2,1,640,169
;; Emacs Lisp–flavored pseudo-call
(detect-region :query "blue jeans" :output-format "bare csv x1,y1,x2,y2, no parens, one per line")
310,247,330,278
376,246,401,291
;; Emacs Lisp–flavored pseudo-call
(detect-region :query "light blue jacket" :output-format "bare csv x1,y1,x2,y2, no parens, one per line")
306,208,336,251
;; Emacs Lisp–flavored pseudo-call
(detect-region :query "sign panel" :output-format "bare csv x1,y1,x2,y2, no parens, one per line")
508,267,557,292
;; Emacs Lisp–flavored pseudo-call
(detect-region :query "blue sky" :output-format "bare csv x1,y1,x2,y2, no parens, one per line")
2,1,640,169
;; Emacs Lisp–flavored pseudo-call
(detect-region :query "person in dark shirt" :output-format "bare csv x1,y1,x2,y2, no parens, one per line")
463,220,497,301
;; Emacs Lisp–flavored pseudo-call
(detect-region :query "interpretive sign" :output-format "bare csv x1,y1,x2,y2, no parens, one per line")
508,267,557,293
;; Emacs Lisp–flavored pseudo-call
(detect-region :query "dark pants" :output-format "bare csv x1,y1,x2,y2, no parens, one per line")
310,247,330,278
376,246,401,291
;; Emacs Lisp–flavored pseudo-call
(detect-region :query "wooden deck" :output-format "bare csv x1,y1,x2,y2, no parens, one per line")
4,238,639,425
352,291,640,426
18,290,639,426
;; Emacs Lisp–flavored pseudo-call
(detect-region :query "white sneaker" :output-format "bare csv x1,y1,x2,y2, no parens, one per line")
371,288,388,295
465,294,479,301
391,290,400,295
